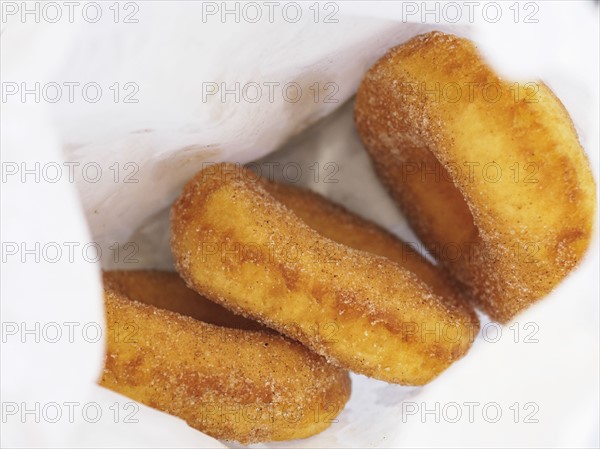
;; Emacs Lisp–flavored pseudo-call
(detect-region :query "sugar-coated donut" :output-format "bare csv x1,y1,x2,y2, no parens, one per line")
170,163,478,385
354,31,596,322
263,179,477,325
100,270,351,444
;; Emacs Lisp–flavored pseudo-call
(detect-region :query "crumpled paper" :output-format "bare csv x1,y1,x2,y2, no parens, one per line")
2,2,598,448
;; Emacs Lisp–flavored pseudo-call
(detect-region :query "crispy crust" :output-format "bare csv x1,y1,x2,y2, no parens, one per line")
170,163,478,385
100,270,351,444
354,31,596,322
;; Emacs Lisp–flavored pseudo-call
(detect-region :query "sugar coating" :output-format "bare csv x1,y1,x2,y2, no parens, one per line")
100,270,350,444
170,163,479,385
354,31,596,322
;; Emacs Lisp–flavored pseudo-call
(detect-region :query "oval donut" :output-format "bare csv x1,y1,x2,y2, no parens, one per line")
171,163,478,385
354,31,596,322
100,270,351,444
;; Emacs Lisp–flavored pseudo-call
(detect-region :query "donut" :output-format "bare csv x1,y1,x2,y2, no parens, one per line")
100,270,351,444
263,179,477,322
354,31,596,323
170,163,478,385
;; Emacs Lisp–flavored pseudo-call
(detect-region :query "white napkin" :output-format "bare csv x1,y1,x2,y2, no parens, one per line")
2,2,598,447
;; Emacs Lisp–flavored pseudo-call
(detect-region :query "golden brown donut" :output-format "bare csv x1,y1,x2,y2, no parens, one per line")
263,179,477,321
100,270,351,444
171,163,478,385
354,31,596,323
